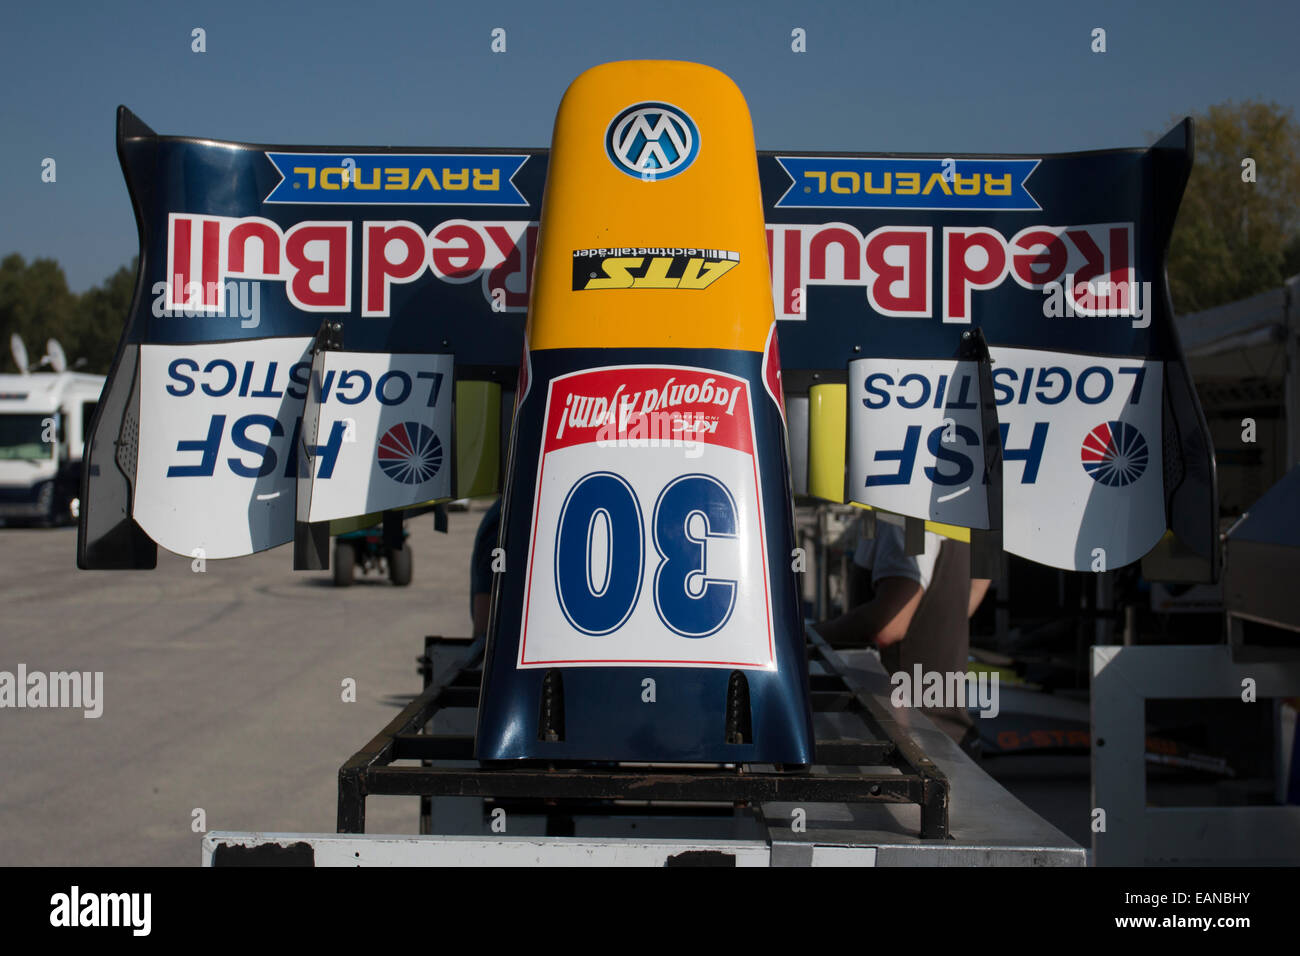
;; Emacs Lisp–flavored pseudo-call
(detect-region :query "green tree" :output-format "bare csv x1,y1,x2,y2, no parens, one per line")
0,254,77,371
67,259,136,374
0,255,135,374
1168,100,1300,313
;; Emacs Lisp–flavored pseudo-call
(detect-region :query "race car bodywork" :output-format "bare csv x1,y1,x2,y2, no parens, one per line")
477,61,811,761
78,59,1216,764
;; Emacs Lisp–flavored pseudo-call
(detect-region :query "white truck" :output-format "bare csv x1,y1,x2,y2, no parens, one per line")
0,370,105,525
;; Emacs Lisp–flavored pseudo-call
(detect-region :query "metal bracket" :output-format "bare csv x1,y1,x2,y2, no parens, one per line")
957,328,1003,581
293,319,344,570
1091,643,1300,865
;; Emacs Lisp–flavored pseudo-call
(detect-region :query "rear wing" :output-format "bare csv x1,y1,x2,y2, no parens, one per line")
79,107,1216,576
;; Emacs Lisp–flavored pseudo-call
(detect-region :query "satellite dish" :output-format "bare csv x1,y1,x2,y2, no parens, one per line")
46,339,67,374
9,334,29,375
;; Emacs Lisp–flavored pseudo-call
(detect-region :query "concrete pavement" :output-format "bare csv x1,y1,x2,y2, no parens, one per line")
0,506,486,865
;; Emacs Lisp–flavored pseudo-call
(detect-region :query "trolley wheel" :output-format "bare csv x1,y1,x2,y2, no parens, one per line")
388,544,413,586
333,540,356,587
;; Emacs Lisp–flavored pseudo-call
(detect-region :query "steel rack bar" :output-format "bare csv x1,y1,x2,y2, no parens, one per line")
338,632,949,838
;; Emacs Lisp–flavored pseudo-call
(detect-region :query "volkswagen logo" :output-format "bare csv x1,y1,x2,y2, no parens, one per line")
605,102,700,181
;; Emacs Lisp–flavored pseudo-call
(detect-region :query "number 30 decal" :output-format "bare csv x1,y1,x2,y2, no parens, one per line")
555,472,740,638
653,475,738,637
554,473,643,636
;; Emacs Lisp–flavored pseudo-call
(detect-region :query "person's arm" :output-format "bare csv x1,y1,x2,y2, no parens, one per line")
816,575,923,648
871,576,926,645
968,577,991,618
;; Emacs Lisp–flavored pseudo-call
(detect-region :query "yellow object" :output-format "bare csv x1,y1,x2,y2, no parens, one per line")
528,60,774,354
328,512,383,535
807,383,846,502
455,380,502,497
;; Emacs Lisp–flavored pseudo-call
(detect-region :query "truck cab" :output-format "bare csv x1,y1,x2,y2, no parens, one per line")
0,372,104,525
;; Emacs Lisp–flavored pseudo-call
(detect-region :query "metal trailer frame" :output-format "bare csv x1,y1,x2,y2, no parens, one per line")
337,629,951,839
206,633,1083,865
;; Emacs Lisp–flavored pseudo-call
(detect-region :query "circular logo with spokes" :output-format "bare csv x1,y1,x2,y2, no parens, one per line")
1080,421,1149,487
377,422,443,485
605,102,700,181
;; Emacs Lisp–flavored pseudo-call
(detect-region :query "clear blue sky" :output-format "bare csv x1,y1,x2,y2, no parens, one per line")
2,0,1296,292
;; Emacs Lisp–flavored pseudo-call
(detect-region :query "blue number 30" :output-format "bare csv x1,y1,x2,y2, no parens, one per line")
652,475,738,637
554,472,739,638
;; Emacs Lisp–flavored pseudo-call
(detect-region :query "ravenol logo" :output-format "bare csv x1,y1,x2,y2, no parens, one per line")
605,103,700,181
377,422,443,484
1081,420,1149,487
774,157,1040,211
264,153,529,205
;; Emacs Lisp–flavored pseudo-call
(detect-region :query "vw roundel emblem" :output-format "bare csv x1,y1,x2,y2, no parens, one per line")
605,102,700,181
1080,420,1149,487
377,422,443,485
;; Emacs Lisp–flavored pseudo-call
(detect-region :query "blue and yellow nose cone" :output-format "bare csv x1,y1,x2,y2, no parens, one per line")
476,60,814,765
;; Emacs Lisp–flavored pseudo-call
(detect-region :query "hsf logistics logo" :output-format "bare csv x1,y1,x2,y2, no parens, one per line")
845,350,1167,570
376,422,443,485
1081,420,1150,486
133,344,455,557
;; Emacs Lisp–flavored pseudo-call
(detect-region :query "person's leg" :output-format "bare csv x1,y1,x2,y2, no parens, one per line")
894,541,977,754
469,499,502,637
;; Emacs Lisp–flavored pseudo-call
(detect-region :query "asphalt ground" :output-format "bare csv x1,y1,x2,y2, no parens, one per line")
0,505,488,865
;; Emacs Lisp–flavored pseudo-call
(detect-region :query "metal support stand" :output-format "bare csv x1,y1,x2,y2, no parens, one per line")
337,631,950,839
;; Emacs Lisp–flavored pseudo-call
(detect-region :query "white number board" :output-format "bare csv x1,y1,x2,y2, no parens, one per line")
518,365,776,670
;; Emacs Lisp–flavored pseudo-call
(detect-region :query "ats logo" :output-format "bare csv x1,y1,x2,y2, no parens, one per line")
1080,420,1149,487
573,248,739,291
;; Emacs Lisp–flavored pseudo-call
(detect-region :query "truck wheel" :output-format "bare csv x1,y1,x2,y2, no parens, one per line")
388,544,413,586
333,541,356,587
36,482,56,528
